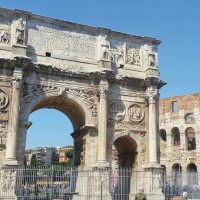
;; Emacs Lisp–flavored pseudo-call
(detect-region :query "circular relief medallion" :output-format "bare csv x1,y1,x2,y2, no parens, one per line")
0,90,8,109
108,101,125,121
128,104,144,122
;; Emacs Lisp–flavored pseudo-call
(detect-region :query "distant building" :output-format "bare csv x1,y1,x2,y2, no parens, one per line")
59,146,73,163
25,146,61,165
25,146,73,165
159,93,200,181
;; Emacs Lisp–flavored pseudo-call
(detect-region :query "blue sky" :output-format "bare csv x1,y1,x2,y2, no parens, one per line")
0,0,200,148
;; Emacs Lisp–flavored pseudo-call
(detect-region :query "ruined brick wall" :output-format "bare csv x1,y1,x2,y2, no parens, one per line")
159,93,200,173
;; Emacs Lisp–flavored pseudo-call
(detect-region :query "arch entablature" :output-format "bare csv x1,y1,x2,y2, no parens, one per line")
20,87,96,129
113,130,146,167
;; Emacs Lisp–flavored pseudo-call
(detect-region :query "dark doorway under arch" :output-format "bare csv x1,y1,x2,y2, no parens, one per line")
113,135,137,168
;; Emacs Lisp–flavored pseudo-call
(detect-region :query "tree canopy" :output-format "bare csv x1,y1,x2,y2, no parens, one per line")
65,149,73,160
30,154,37,166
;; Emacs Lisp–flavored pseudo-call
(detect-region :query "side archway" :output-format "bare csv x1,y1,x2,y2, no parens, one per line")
112,131,145,169
113,135,137,168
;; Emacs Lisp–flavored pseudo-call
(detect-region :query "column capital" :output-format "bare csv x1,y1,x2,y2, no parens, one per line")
146,87,159,104
98,80,108,99
12,78,23,89
145,77,166,90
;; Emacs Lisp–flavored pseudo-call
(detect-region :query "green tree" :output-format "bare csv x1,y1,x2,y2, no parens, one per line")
65,149,73,160
64,149,73,166
30,154,38,166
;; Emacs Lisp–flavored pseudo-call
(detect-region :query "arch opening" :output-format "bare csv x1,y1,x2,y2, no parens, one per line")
113,135,137,168
185,127,196,151
160,129,167,142
112,135,137,200
172,163,182,186
31,96,85,130
187,163,198,185
23,96,86,166
171,127,180,146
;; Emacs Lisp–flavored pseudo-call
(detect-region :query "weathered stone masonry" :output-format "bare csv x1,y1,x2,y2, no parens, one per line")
0,7,165,172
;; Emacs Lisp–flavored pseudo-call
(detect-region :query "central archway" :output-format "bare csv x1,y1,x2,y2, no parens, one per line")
27,108,73,149
17,94,89,165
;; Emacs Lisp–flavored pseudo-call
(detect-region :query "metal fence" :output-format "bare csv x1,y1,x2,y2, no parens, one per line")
0,166,199,200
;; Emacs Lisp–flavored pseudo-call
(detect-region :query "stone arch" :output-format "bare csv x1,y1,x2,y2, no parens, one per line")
16,90,95,165
160,129,167,142
20,91,93,130
171,127,180,146
172,163,182,173
172,163,182,185
187,163,198,185
113,131,144,169
187,163,197,172
185,113,195,124
185,127,196,151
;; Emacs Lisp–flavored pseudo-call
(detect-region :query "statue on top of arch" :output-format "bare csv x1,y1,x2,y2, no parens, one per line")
15,18,26,45
100,35,110,60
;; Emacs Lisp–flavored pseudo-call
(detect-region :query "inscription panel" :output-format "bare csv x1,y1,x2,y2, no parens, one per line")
27,19,97,60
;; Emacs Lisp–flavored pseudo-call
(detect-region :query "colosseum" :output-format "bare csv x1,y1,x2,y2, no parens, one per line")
159,93,200,185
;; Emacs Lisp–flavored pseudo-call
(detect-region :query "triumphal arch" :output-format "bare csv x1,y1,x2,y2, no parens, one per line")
0,7,165,171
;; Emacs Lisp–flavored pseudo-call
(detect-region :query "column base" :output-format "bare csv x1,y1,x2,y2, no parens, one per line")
3,158,19,166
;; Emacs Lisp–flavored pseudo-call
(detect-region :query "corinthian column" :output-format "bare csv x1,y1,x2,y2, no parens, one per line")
3,68,23,165
97,80,110,168
147,87,160,168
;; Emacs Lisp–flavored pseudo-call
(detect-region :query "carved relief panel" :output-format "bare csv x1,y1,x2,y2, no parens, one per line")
0,90,8,109
20,84,98,120
128,104,144,122
0,170,16,193
110,40,124,66
129,131,146,166
108,99,145,131
0,120,7,149
0,18,11,45
108,39,142,67
27,19,97,60
108,101,125,121
126,43,141,66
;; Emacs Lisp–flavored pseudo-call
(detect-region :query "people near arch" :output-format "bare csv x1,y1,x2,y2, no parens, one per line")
135,187,146,200
182,189,187,199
